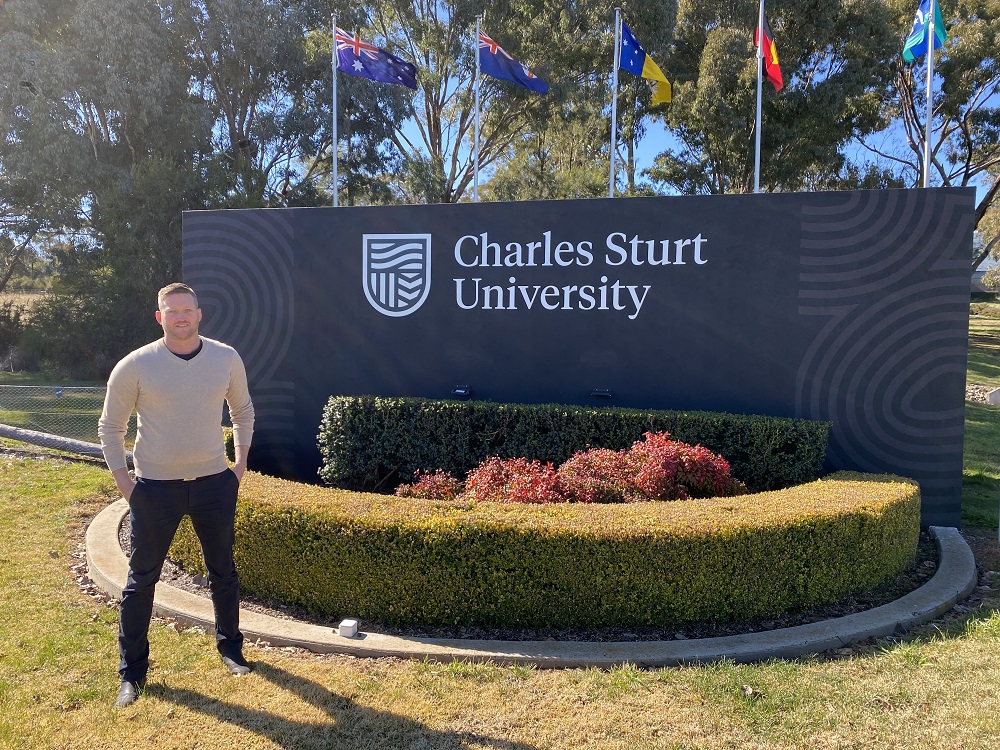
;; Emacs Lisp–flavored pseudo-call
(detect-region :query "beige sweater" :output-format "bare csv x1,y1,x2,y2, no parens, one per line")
98,337,254,479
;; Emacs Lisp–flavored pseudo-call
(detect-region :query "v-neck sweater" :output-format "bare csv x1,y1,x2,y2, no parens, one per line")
98,337,254,480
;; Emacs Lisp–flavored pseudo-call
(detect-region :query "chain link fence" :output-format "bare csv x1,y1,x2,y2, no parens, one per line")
0,384,135,445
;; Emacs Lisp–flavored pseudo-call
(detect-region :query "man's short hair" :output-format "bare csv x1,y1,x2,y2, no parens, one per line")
157,282,199,310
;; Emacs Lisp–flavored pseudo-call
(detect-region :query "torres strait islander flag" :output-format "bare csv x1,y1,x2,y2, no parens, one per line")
478,31,549,94
902,0,947,63
335,27,417,89
754,14,783,92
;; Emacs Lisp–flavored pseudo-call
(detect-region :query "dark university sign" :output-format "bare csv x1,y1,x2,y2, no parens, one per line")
183,189,974,527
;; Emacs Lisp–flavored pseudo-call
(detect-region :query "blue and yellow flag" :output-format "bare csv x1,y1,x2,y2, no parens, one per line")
618,21,670,105
902,0,947,63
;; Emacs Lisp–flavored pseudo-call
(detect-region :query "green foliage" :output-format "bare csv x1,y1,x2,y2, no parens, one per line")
482,1,676,200
651,0,899,194
317,396,829,493
19,281,161,380
169,471,920,629
368,0,676,203
1,1,211,376
880,0,1000,227
0,1,383,374
223,426,235,463
0,301,24,359
484,104,610,201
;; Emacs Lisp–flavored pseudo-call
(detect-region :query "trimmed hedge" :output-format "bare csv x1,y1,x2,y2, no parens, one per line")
169,471,920,630
317,396,830,493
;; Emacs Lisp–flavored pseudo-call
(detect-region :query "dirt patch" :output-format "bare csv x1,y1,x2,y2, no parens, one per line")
961,527,1000,572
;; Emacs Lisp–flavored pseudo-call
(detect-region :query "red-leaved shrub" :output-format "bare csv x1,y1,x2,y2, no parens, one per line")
557,448,638,503
628,431,746,499
463,457,569,504
399,432,745,505
394,469,463,501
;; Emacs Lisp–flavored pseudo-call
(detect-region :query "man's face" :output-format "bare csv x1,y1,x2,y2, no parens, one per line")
155,292,202,344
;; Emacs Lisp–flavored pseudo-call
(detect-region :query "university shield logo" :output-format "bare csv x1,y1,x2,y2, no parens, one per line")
362,234,432,317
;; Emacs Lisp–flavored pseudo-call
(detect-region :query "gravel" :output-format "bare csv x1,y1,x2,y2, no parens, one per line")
966,384,997,404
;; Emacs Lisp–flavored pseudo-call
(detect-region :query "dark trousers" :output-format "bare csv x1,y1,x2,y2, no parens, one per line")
119,468,243,683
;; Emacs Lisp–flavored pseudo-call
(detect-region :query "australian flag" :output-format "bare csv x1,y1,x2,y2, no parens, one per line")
478,31,548,94
336,28,417,89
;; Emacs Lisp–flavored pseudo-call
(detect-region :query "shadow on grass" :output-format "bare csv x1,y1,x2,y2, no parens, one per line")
152,661,541,750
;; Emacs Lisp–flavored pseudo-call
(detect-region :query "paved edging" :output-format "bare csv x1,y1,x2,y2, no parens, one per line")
86,499,978,668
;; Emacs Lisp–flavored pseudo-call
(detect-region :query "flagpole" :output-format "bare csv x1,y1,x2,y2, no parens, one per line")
923,0,935,187
753,0,765,194
609,8,621,199
331,15,339,207
474,16,481,203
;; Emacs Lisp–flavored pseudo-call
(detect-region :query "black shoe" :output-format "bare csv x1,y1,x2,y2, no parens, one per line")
221,653,252,676
115,679,142,708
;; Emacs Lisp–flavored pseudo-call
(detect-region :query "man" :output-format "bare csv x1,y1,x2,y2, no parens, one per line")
98,282,255,708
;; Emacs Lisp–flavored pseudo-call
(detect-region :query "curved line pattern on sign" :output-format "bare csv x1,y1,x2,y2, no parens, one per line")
795,191,970,500
183,211,297,469
184,212,295,383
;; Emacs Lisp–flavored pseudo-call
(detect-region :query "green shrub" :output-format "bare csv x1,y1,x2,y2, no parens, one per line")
0,301,25,358
169,471,920,630
971,301,1000,318
223,426,235,463
317,396,830,493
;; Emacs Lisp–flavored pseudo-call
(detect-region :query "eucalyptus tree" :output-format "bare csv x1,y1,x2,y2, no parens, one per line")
483,1,675,201
361,0,673,203
859,1,1000,265
365,0,516,203
483,97,610,201
646,0,899,194
1,0,191,293
0,0,218,374
164,0,325,207
314,6,415,207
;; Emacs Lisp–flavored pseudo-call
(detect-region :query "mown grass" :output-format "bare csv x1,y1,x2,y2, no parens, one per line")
964,312,1000,528
967,313,1000,386
0,376,133,444
0,455,998,747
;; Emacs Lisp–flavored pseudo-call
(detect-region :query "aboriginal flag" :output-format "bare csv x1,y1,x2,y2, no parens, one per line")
754,15,783,92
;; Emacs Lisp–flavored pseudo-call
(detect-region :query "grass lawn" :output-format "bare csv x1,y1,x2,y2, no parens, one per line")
964,312,1000,528
0,375,131,444
1,455,999,748
0,311,998,747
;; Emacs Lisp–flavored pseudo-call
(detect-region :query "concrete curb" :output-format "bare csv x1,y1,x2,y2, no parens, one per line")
86,499,978,668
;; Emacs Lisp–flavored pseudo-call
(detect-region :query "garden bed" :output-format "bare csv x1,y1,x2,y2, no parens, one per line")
168,471,921,631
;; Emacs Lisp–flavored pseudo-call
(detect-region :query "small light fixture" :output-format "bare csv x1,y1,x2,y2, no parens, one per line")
451,385,472,400
590,388,612,398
